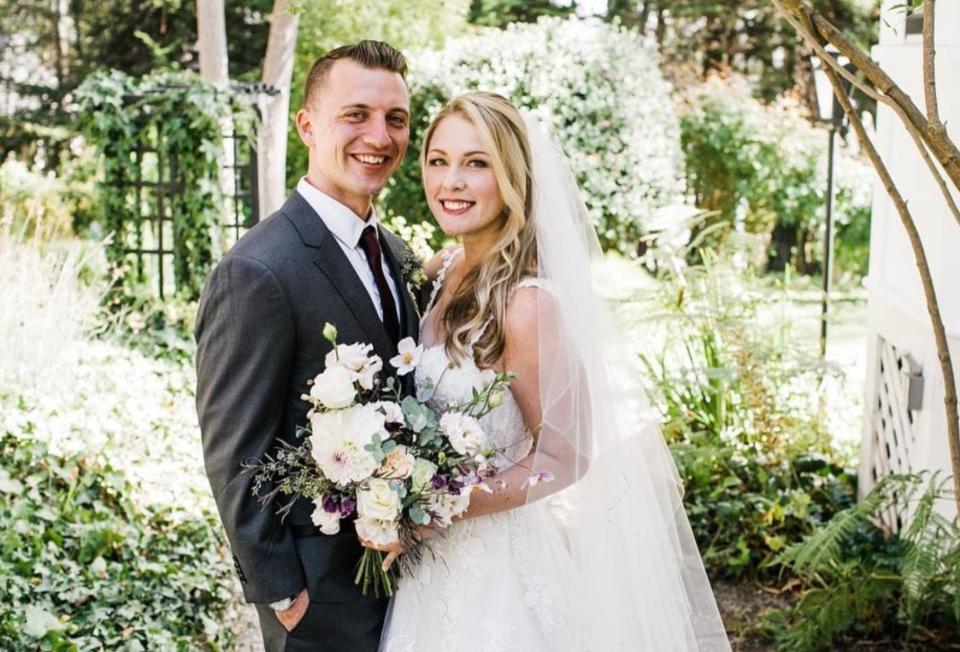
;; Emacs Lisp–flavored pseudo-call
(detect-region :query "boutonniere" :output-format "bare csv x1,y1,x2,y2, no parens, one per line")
398,248,428,296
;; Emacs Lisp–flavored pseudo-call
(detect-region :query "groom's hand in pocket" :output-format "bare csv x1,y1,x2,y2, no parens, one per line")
276,588,310,632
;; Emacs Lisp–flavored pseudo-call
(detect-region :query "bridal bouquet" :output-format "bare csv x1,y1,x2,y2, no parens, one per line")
249,323,510,596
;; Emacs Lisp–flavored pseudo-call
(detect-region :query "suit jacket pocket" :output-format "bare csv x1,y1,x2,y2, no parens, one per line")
294,526,366,603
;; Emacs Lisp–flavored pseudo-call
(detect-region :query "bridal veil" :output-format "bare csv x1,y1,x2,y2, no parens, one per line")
519,113,730,651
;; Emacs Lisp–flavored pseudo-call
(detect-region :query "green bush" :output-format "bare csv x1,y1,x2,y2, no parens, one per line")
382,16,686,253
0,154,97,240
677,74,873,276
640,252,856,577
0,422,235,649
766,474,960,651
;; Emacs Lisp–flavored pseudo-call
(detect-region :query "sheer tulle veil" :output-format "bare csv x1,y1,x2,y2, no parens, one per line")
519,112,730,651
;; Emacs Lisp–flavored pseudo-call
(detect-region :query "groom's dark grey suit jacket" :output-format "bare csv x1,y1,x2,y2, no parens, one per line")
195,191,419,611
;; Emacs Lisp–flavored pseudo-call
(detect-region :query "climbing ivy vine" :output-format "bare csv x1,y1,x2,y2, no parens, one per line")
75,70,257,300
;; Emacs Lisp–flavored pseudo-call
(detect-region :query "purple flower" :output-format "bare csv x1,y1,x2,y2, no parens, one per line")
339,497,357,516
322,494,339,513
431,474,447,490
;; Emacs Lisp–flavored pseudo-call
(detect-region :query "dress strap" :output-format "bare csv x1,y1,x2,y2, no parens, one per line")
513,277,551,293
468,278,548,348
423,247,462,318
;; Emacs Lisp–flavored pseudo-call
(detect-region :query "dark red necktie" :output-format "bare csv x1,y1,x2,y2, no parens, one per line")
358,225,400,344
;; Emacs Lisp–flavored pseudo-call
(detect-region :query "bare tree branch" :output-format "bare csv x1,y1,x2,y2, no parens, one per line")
807,10,960,190
823,62,960,509
922,0,941,127
773,0,960,509
783,0,960,231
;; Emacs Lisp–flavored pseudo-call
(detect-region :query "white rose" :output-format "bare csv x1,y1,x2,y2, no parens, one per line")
309,365,357,409
375,401,405,426
310,404,387,484
355,517,399,547
439,412,487,456
410,458,438,492
376,445,415,479
357,478,402,521
326,343,383,390
310,499,341,535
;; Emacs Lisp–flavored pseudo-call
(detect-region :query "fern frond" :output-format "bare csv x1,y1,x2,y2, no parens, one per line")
766,562,897,652
899,473,960,633
776,474,920,578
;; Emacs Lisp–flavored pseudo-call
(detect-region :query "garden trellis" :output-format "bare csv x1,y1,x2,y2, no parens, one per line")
76,73,272,300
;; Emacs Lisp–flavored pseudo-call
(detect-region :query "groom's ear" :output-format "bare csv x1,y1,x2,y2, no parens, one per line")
295,108,315,148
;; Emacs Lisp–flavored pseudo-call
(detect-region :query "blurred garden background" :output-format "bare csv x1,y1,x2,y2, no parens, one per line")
2,0,959,650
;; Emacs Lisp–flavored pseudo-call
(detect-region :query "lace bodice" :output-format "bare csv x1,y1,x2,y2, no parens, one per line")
415,247,544,467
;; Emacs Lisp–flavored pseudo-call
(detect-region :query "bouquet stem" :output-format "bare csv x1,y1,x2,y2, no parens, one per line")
354,548,398,597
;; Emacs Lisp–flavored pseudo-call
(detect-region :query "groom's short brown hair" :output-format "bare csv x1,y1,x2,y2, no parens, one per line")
304,40,407,108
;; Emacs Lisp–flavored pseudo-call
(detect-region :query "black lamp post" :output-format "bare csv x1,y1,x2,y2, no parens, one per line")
812,48,853,358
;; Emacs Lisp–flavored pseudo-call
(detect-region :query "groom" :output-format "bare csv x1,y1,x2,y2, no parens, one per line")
195,41,419,650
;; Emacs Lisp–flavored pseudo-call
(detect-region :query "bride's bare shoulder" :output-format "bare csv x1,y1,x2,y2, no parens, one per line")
504,282,556,344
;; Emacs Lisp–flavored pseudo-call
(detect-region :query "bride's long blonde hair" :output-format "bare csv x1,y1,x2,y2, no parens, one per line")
420,92,538,368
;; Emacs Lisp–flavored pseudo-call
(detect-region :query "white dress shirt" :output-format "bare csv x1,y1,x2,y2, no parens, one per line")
296,177,401,324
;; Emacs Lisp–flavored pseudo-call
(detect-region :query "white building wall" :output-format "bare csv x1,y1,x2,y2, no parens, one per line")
860,2,960,522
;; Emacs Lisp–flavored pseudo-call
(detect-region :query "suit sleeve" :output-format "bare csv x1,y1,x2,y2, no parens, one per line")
195,254,305,604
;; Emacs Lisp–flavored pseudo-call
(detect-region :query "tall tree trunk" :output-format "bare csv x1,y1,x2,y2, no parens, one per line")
196,0,230,258
196,0,229,84
259,0,299,217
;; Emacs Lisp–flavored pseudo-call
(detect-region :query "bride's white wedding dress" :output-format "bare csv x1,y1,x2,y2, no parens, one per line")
382,112,729,651
380,248,579,652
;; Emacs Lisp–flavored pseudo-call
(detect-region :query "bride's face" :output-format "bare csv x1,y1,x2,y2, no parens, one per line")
423,114,505,241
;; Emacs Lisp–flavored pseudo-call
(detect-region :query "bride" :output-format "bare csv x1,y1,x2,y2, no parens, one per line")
369,92,730,651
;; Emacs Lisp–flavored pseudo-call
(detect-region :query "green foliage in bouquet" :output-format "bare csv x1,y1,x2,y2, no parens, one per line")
640,253,855,578
73,69,257,300
382,16,686,254
0,426,235,649
765,474,960,651
677,74,873,276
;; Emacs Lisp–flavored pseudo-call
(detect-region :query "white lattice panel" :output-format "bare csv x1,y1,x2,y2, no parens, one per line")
866,337,923,531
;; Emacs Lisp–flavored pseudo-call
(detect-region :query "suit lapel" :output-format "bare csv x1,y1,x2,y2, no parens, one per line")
378,227,420,344
282,192,393,360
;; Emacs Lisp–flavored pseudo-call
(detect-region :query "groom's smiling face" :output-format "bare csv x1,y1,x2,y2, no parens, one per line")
296,59,410,218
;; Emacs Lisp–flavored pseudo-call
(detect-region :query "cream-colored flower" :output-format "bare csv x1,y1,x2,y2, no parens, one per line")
355,516,399,547
427,489,472,527
439,412,487,456
309,365,356,409
357,478,402,521
310,499,341,535
410,458,438,492
376,445,415,479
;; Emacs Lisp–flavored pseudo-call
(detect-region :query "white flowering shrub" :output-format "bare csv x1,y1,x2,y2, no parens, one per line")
381,16,686,253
